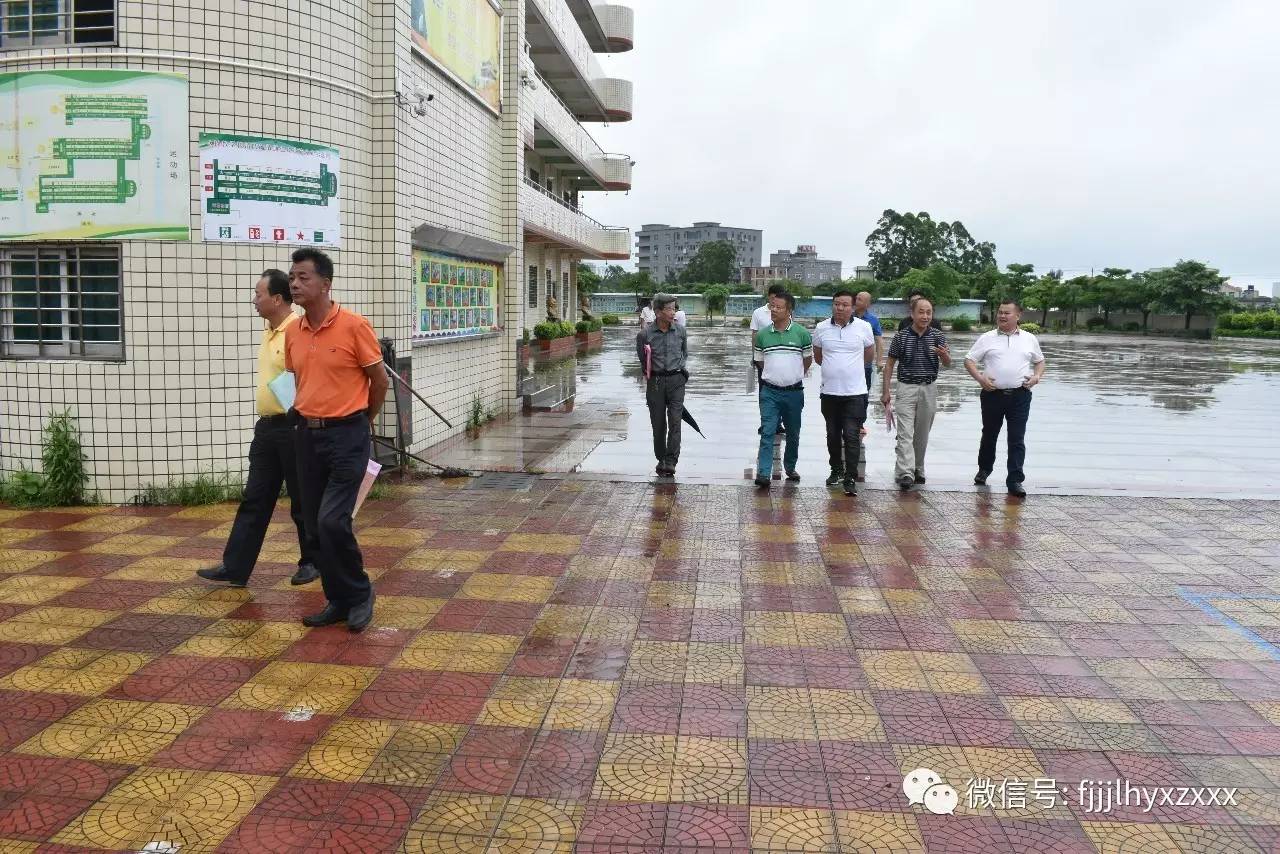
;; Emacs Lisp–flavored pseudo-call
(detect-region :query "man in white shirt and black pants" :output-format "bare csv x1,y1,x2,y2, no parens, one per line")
964,299,1046,497
813,289,875,496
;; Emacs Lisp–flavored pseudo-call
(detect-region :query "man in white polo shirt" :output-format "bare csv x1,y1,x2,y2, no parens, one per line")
964,298,1046,497
813,289,875,496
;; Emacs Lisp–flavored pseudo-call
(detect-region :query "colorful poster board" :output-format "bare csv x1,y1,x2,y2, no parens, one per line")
412,249,501,339
0,69,189,241
199,133,341,247
410,0,502,112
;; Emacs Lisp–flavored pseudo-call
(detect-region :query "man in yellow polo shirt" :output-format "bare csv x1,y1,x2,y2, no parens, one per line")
197,270,319,588
286,248,388,632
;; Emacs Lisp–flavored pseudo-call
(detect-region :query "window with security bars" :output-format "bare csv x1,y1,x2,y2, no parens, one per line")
0,245,124,360
0,0,114,48
527,264,538,308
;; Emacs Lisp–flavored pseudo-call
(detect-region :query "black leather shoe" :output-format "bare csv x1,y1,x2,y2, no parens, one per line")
347,593,375,633
1008,483,1027,497
302,602,348,627
898,475,914,491
196,565,246,588
825,468,843,486
974,470,991,485
754,477,771,489
913,472,926,484
842,479,857,496
290,563,320,585
785,471,801,482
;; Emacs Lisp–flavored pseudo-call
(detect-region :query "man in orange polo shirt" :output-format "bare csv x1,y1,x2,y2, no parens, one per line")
285,248,389,632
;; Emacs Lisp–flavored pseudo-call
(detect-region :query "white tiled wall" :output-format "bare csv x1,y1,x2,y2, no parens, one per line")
0,0,612,502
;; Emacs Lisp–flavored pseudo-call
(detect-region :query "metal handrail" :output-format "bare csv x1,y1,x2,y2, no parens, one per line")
523,175,626,232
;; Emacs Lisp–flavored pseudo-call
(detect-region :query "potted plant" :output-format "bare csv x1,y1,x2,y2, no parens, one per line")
534,320,576,357
575,317,604,348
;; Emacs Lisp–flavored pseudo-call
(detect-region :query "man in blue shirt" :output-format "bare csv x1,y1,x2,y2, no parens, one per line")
854,291,884,392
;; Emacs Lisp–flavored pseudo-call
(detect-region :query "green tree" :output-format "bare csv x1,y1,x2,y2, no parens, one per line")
865,209,997,281
772,278,813,302
681,240,737,285
991,263,1035,316
703,284,730,321
601,264,627,287
1058,275,1092,330
1150,260,1233,330
894,263,965,307
576,262,602,294
1021,270,1063,327
1088,268,1132,325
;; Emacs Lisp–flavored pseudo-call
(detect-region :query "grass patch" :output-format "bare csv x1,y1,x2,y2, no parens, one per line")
135,470,243,506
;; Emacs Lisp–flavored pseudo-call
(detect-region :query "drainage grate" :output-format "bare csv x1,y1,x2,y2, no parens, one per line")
469,471,539,492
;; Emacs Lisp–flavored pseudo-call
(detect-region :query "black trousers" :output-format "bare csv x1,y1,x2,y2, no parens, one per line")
222,417,317,583
978,387,1032,486
820,393,868,476
646,373,686,467
295,419,373,608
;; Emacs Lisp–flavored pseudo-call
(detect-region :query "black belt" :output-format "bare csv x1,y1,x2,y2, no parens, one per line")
299,411,366,429
651,369,684,377
984,387,1029,395
761,379,804,391
899,377,936,385
258,414,291,426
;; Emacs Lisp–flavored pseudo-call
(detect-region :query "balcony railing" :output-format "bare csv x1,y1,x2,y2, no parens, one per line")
521,176,629,260
527,0,633,121
527,65,631,190
595,5,634,51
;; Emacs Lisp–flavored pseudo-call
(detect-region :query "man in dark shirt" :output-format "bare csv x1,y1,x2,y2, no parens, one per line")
636,293,688,477
882,297,951,490
897,290,945,331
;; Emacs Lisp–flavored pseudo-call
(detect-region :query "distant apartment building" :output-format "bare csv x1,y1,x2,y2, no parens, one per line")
741,245,842,292
637,222,762,284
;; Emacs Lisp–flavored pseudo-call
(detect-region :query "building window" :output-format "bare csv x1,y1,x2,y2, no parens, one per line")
528,167,539,184
562,271,570,312
545,268,553,310
527,265,538,308
1,244,123,360
1,0,114,48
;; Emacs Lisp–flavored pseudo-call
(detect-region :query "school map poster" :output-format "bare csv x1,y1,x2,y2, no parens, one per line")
0,69,190,241
412,249,501,340
199,133,341,247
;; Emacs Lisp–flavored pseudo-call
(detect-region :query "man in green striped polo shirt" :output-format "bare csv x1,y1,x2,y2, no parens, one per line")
752,290,812,488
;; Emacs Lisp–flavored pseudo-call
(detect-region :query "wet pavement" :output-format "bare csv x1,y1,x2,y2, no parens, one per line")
1,480,1280,851
2,328,1279,852
441,327,1280,499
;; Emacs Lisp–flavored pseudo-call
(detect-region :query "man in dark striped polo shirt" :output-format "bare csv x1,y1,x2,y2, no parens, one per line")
882,297,951,490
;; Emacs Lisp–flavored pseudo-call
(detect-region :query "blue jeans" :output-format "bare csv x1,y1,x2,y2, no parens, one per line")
757,385,804,478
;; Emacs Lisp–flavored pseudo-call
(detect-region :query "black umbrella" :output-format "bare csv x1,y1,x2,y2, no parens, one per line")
681,407,705,438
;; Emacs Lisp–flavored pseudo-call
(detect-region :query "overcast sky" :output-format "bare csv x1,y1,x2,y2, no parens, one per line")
582,0,1280,294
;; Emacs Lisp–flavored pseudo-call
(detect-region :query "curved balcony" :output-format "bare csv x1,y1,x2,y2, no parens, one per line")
562,0,633,53
597,77,632,122
595,5,634,52
527,0,634,122
521,177,630,260
527,66,631,191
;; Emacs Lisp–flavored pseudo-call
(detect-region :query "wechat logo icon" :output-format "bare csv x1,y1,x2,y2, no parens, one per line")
902,767,958,816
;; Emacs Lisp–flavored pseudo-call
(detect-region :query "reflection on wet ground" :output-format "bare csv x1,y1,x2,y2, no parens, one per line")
442,327,1280,498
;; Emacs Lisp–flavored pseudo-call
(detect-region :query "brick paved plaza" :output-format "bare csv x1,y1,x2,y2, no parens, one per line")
0,479,1278,852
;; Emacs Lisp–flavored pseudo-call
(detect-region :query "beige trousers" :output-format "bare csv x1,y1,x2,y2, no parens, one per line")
894,381,937,481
